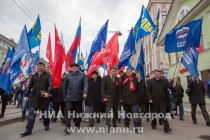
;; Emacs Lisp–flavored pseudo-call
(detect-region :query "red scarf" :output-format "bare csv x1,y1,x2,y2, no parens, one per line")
123,77,135,91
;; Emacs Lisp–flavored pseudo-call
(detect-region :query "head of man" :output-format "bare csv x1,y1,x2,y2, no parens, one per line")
44,66,49,73
37,62,45,73
160,70,164,78
70,63,79,73
146,75,150,81
126,68,133,77
110,67,117,77
154,70,162,80
135,72,140,78
92,71,98,79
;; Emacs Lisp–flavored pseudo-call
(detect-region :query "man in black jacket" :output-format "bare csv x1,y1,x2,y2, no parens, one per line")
188,77,210,126
147,70,172,133
20,62,53,137
86,71,102,127
101,67,119,131
120,68,141,133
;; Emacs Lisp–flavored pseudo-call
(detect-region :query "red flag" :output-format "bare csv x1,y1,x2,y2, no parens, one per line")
87,32,119,77
197,43,203,53
91,32,119,65
52,25,66,88
46,33,54,73
66,18,81,72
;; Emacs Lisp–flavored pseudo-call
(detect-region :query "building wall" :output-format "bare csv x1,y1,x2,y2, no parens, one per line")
162,1,210,103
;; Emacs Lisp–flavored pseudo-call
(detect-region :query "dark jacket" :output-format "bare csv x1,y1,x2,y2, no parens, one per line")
147,78,170,114
85,77,102,108
101,75,119,104
62,71,88,101
171,84,184,103
25,71,52,109
188,79,206,104
52,80,64,103
119,75,139,104
137,79,148,105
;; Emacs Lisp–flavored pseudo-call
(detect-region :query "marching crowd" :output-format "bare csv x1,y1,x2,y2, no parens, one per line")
1,61,210,137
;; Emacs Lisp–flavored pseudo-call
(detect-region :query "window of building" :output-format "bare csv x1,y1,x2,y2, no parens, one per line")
162,11,167,24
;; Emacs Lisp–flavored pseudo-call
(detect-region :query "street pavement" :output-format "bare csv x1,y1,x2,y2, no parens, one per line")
0,111,210,140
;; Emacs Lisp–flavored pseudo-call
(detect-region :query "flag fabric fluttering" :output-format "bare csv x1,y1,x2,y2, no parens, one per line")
46,33,54,73
135,43,145,79
181,31,199,78
28,15,41,49
133,5,155,44
60,32,67,74
77,52,85,71
66,18,81,72
52,25,66,88
153,9,160,44
0,48,15,94
165,19,202,53
118,28,136,70
88,32,119,77
10,25,31,83
86,20,109,70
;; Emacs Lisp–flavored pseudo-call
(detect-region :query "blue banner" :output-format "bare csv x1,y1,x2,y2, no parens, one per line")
134,5,155,44
153,9,160,44
0,48,15,94
118,28,136,69
86,20,109,70
135,43,145,79
165,19,202,53
28,15,41,49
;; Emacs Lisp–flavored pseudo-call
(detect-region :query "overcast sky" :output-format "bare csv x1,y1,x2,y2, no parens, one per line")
0,0,148,61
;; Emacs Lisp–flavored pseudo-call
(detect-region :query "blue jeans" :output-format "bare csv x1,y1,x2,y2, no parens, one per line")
22,99,28,119
17,94,23,107
171,102,184,119
26,108,50,133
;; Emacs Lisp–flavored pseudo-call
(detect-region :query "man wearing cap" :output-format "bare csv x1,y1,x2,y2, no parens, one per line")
62,63,88,134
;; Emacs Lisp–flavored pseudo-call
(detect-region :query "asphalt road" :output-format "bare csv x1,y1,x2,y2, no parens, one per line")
0,112,210,140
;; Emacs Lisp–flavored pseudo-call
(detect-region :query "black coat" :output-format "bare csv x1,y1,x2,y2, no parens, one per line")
101,75,119,107
147,78,170,114
25,71,52,109
119,76,139,104
171,84,184,103
137,79,148,105
86,77,102,109
52,80,64,103
188,79,206,104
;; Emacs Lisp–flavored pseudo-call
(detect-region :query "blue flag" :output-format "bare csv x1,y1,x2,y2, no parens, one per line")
181,32,199,78
134,5,155,44
77,52,85,71
118,28,136,69
135,43,145,79
165,19,202,53
127,61,134,70
153,9,160,44
86,20,109,70
11,25,31,67
0,48,15,94
28,51,39,74
28,15,41,49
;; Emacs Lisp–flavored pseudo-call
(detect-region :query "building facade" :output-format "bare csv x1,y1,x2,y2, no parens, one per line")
157,0,210,102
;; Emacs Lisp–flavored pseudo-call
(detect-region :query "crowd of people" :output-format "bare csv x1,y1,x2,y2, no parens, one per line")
0,61,210,137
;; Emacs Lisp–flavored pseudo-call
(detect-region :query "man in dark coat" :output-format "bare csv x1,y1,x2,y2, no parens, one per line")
101,67,119,130
20,62,53,137
85,71,102,127
51,73,66,123
120,68,141,133
147,70,172,133
188,77,210,126
62,63,88,134
171,79,184,121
